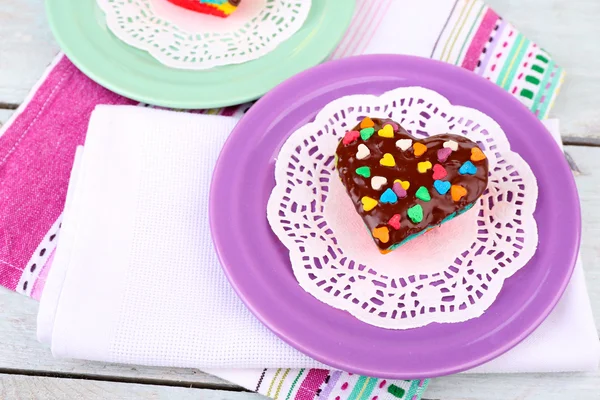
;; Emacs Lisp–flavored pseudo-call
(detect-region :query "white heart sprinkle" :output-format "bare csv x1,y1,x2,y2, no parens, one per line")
356,144,370,160
443,140,458,151
396,139,412,151
371,176,388,190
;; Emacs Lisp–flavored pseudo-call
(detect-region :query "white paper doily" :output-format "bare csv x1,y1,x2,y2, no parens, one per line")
97,0,311,70
267,87,539,329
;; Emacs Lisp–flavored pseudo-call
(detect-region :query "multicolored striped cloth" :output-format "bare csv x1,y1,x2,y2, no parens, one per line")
0,1,563,399
331,0,564,119
212,369,429,400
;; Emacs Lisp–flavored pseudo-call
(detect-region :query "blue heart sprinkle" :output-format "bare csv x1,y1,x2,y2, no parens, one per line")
380,188,398,204
459,160,477,175
433,180,451,195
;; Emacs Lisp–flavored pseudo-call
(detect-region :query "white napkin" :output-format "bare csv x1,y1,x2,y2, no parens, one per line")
470,119,599,373
38,105,599,373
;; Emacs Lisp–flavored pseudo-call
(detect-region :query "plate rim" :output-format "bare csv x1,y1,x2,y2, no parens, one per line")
210,54,581,378
45,0,355,109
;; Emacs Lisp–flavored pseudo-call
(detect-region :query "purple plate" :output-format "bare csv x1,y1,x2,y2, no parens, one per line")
210,55,580,378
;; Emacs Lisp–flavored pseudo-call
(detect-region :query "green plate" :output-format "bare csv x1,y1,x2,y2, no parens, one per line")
46,0,354,109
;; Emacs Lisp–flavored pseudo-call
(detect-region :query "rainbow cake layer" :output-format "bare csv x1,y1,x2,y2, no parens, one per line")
167,0,241,18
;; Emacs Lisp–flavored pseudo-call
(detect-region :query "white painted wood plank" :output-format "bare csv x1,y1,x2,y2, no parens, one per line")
426,372,600,400
0,109,15,126
486,0,600,138
0,0,59,105
0,374,264,400
0,288,240,389
566,146,600,326
0,0,599,139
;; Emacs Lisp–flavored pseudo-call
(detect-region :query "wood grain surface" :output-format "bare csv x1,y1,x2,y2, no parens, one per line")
0,374,261,400
1,0,599,139
0,0,598,399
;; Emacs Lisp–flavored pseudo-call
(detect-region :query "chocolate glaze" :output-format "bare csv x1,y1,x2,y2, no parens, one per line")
228,0,241,6
335,118,489,251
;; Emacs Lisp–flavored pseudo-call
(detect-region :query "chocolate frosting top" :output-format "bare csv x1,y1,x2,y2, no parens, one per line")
335,118,489,251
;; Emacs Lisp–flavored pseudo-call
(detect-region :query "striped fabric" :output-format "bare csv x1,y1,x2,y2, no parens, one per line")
329,0,395,60
428,0,565,118
333,0,564,120
252,368,429,400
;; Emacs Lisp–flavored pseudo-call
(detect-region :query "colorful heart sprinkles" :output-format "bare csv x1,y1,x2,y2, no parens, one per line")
459,160,477,175
392,181,408,198
432,164,447,180
361,196,378,211
388,214,401,230
407,204,424,223
342,130,359,145
380,188,398,204
372,226,390,243
413,142,427,157
380,153,396,167
433,180,451,195
335,117,489,252
356,143,370,160
360,117,375,129
415,186,431,202
355,166,371,178
371,176,387,190
437,147,452,162
378,124,394,138
417,161,432,173
360,127,375,140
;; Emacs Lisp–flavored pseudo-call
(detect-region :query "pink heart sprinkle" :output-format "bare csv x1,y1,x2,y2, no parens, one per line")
392,182,407,198
342,130,360,145
437,147,452,162
388,214,401,230
432,163,448,180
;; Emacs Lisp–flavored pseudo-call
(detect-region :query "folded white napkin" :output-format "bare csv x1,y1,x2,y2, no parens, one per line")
38,105,599,373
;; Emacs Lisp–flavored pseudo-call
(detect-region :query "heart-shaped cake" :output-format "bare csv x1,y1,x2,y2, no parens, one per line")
335,117,489,253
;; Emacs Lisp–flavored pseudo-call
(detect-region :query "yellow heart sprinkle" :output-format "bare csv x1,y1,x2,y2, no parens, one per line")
361,196,378,212
394,179,410,190
380,153,396,167
377,124,394,138
360,117,375,129
417,161,432,173
413,142,427,157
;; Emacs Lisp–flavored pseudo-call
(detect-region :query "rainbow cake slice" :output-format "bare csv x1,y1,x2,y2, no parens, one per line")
167,0,241,18
335,117,489,254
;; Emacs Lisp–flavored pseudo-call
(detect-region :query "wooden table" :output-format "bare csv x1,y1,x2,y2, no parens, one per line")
0,1,598,398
